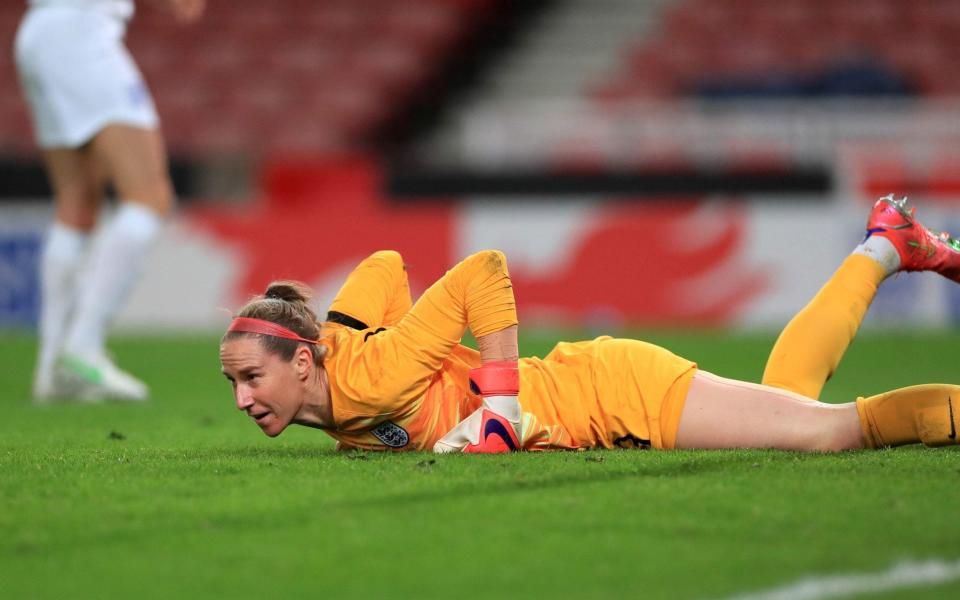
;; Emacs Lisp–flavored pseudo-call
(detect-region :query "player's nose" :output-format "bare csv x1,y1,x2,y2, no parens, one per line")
235,385,255,411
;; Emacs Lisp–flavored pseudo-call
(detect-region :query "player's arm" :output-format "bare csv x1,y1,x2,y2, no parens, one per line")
327,250,413,331
336,250,518,421
407,252,522,454
432,324,523,453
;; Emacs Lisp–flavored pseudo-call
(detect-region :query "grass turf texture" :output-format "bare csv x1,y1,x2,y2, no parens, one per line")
1,330,959,599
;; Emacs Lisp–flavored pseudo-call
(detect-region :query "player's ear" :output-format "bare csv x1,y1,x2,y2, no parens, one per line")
294,345,313,380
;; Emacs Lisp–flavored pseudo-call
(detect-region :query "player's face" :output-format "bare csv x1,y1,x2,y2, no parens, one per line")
220,336,303,437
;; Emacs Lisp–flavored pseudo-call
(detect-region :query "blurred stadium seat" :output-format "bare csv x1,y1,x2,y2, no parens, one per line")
2,0,960,189
0,0,494,161
590,0,960,103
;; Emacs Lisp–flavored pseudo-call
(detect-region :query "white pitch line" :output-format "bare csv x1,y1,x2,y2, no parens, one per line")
717,558,960,600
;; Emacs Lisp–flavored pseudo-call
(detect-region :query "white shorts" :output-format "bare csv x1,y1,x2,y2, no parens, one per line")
14,6,158,149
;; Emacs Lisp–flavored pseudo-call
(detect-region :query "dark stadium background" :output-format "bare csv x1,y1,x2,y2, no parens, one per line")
2,0,959,329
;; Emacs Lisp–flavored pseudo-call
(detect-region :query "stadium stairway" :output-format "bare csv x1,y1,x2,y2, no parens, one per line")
418,0,674,156
472,0,672,104
420,0,960,158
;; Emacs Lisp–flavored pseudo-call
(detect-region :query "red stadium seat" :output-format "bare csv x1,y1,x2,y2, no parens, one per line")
588,0,960,103
0,0,484,157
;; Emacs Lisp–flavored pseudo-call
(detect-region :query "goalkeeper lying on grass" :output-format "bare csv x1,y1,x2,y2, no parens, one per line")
220,195,960,453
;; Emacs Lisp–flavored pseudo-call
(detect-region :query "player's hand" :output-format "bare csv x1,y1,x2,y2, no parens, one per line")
433,398,522,453
434,360,522,453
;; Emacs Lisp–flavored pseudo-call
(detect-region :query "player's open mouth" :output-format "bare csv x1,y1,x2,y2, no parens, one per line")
252,411,270,424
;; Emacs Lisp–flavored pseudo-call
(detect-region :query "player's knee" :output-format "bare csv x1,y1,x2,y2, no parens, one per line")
55,192,101,230
123,179,176,217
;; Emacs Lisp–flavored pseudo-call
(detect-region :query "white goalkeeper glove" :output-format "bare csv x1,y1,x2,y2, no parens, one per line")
433,360,522,453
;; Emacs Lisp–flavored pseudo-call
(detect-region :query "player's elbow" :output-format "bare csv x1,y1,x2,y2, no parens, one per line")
462,249,509,277
368,250,405,269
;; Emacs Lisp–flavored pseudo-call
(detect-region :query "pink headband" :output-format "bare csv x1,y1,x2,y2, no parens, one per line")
227,317,319,345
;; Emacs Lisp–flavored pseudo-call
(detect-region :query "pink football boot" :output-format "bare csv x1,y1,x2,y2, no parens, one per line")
864,194,960,282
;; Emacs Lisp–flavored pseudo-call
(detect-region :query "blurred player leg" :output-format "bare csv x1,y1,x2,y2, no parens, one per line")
61,125,174,401
17,6,169,401
675,370,863,451
33,147,103,401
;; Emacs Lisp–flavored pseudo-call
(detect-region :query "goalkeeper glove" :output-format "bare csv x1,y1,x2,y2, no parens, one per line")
433,360,522,453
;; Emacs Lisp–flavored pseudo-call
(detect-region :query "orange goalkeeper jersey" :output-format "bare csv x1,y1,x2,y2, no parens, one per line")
319,250,697,452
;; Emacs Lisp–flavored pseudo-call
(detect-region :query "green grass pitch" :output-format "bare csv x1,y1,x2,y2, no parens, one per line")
1,329,959,599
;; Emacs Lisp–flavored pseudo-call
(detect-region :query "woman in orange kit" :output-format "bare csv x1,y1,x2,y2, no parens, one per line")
220,196,960,453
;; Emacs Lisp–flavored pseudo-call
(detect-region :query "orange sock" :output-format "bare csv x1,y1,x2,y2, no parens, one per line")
856,384,960,448
762,254,886,400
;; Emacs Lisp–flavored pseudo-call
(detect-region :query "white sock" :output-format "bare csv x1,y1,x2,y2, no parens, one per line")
36,221,90,380
63,203,163,357
853,235,900,277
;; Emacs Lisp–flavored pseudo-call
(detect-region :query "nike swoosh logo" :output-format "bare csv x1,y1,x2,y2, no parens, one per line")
483,416,519,451
949,397,956,441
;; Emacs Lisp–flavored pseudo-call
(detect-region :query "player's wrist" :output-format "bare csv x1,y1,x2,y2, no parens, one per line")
470,360,519,397
471,361,521,432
